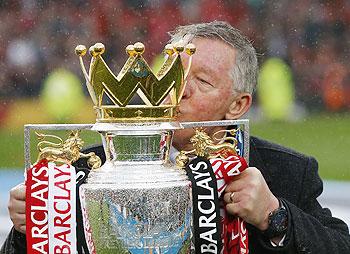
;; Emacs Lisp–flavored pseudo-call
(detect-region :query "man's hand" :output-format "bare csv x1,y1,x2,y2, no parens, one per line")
8,183,26,234
223,167,279,231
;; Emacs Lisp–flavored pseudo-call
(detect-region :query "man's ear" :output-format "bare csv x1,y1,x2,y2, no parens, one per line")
225,93,252,120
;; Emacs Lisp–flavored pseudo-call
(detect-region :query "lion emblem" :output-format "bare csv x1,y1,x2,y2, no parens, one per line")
36,130,101,169
175,128,238,168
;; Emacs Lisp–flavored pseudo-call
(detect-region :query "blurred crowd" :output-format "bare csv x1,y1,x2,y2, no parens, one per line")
0,0,349,112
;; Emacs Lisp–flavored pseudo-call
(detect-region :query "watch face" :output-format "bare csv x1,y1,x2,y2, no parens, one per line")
272,209,288,231
265,207,288,238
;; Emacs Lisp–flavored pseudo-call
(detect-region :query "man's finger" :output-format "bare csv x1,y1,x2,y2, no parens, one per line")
226,202,241,217
225,177,246,193
10,183,26,201
8,199,26,214
12,213,26,224
223,192,237,204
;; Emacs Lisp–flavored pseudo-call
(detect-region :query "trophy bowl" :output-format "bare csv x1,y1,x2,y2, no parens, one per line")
80,123,192,253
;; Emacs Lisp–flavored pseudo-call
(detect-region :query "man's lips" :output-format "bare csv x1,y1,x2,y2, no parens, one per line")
176,106,185,115
177,104,188,114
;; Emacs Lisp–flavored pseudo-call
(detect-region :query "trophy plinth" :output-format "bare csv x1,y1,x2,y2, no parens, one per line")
80,123,192,253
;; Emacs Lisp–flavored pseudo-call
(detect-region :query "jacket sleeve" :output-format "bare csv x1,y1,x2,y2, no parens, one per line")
0,227,26,254
286,156,350,253
259,156,350,253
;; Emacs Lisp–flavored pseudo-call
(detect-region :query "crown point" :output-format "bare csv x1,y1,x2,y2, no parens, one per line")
164,44,175,56
75,45,87,56
93,43,105,55
89,46,98,57
173,42,184,53
185,43,196,55
126,45,136,56
134,42,145,54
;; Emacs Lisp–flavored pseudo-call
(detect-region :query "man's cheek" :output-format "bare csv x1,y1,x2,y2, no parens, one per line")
194,101,211,114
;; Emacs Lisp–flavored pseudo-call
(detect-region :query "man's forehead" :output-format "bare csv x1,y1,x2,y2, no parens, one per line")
187,38,236,72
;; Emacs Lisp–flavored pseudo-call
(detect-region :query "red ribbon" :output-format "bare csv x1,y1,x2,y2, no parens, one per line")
210,152,249,254
26,159,50,254
26,160,77,253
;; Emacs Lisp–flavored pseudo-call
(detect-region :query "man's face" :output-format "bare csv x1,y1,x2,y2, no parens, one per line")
173,38,237,150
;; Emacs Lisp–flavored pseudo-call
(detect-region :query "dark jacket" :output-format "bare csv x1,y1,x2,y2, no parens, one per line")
1,136,350,253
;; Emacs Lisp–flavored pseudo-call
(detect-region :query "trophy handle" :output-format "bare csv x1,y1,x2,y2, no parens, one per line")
24,120,249,171
24,124,94,171
181,119,250,162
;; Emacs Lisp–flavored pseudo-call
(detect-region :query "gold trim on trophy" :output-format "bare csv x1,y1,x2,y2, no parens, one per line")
175,128,238,168
75,41,196,122
36,131,101,169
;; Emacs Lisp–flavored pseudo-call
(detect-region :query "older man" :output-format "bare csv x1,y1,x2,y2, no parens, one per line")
2,21,350,253
170,21,350,253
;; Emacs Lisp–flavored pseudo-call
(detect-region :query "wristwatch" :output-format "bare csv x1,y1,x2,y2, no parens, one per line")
262,201,288,239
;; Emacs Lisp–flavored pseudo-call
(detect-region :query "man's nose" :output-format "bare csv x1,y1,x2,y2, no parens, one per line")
181,77,193,99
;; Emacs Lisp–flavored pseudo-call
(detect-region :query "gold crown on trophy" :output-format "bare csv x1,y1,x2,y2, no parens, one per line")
75,41,196,122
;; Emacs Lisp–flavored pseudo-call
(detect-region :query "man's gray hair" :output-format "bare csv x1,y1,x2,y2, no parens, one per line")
169,21,258,94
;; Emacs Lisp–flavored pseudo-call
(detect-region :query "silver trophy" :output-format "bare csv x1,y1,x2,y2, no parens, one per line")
24,119,249,254
23,41,249,253
74,42,195,253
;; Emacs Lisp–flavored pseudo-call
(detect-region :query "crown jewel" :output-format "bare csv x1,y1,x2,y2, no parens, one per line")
75,41,195,122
